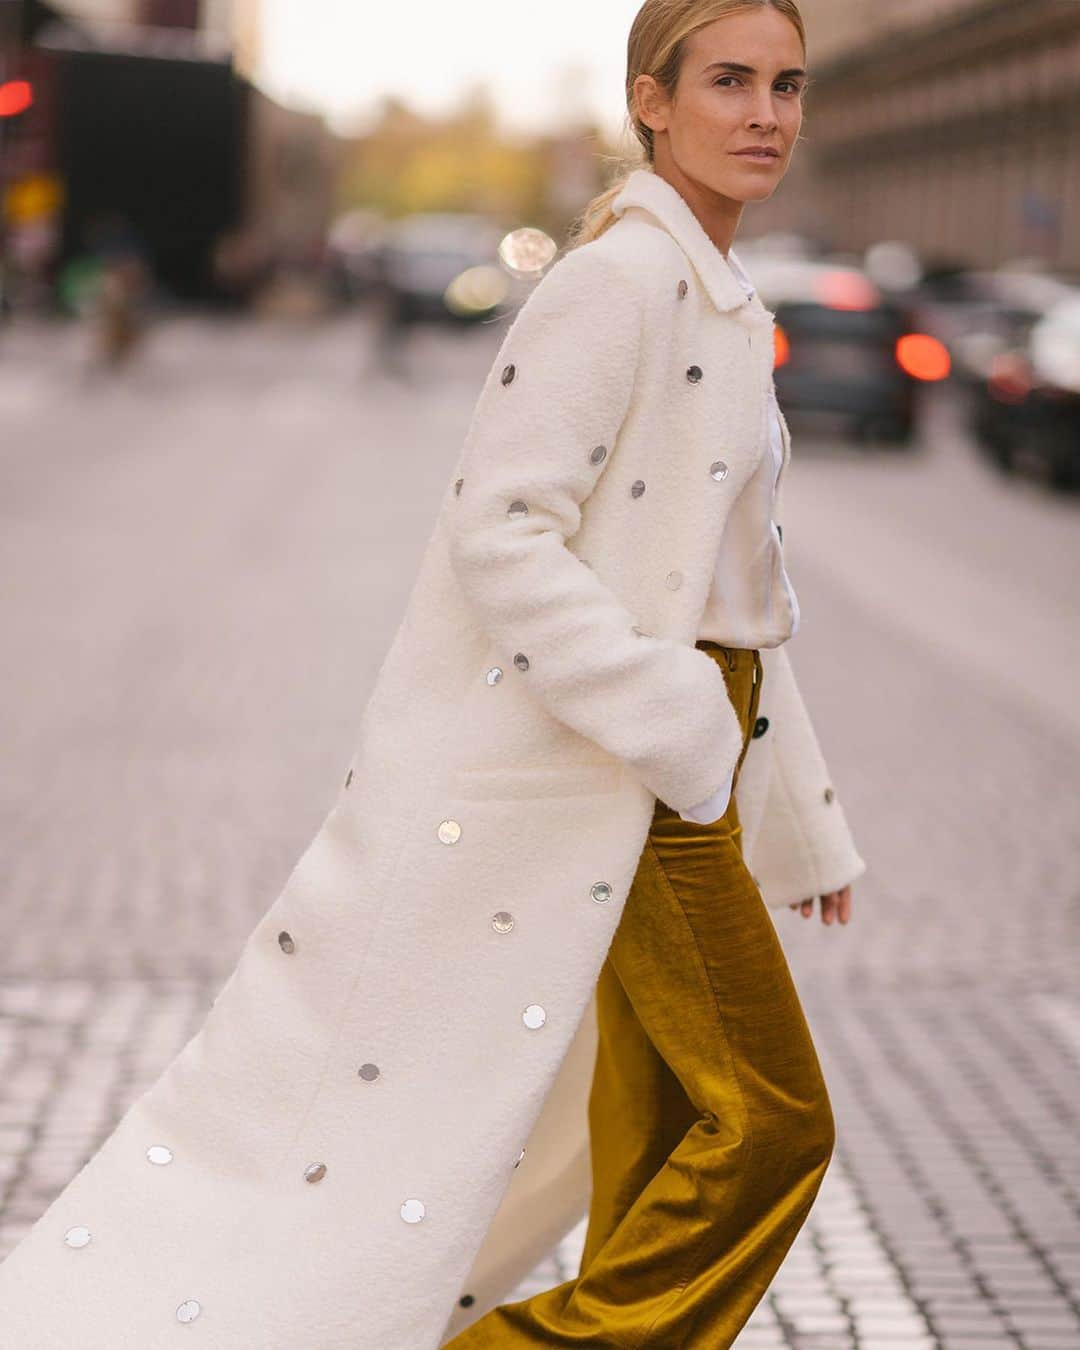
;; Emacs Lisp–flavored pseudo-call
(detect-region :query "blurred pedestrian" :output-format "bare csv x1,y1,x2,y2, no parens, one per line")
86,211,151,370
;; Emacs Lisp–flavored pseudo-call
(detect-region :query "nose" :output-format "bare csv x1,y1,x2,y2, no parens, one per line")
748,92,779,132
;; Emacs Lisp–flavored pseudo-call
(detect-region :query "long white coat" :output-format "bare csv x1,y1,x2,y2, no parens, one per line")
0,167,867,1348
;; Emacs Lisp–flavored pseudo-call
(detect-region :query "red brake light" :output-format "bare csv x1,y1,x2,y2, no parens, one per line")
987,352,1033,404
773,324,790,368
895,332,951,382
814,271,880,310
0,80,33,118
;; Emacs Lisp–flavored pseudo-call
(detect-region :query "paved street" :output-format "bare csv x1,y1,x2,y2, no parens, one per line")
1,309,1078,1348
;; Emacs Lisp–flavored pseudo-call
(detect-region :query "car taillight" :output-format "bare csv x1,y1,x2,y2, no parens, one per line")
815,272,880,309
0,79,33,118
895,332,951,381
987,352,1033,404
773,324,790,368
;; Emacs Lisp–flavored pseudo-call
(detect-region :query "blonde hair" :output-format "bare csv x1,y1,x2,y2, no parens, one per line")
567,0,807,248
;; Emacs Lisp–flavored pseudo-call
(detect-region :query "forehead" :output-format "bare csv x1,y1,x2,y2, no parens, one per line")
684,9,805,70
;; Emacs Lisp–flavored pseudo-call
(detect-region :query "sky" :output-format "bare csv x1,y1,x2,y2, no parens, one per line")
255,0,639,141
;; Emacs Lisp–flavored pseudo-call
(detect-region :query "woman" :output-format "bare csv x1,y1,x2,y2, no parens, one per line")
444,4,862,1345
0,2,865,1347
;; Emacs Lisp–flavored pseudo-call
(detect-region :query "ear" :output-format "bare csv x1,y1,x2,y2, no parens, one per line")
633,73,668,136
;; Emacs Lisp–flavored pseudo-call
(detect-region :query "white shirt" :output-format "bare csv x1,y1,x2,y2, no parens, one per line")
678,247,800,826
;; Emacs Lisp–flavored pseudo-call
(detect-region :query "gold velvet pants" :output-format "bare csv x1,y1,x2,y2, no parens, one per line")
446,642,836,1349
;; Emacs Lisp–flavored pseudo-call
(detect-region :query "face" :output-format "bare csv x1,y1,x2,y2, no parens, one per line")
635,7,806,206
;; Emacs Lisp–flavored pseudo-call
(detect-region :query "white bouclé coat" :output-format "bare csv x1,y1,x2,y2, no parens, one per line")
0,167,867,1348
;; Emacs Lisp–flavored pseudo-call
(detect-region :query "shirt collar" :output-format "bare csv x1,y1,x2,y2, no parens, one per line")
611,167,759,315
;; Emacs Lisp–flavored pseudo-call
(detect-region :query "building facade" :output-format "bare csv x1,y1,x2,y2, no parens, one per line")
759,0,1080,272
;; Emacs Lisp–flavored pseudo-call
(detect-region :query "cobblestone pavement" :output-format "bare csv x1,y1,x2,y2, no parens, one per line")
1,312,1078,1347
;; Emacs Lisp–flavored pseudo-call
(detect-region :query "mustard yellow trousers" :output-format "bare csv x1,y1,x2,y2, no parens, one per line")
446,642,836,1349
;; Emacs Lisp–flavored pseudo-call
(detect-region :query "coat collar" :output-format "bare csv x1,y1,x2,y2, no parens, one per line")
611,168,760,315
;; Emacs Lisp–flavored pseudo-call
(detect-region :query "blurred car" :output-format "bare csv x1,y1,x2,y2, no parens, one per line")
376,213,510,327
745,254,951,445
969,288,1080,491
913,264,1076,393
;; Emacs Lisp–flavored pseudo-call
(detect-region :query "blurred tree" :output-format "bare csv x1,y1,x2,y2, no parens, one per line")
334,80,613,236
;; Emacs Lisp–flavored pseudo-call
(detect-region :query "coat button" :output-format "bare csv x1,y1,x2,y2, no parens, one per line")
492,911,515,933
278,931,295,954
454,477,464,496
823,786,835,804
775,522,783,542
304,1162,327,1183
513,1147,526,1167
358,1063,380,1081
401,1198,427,1223
677,279,688,299
686,365,703,383
665,570,683,590
589,444,608,465
176,1300,202,1323
501,363,516,385
513,652,530,671
507,499,528,518
344,767,353,788
437,819,462,844
459,1294,476,1308
752,716,769,738
486,666,503,685
522,1004,547,1029
590,882,612,903
709,460,729,481
146,1144,173,1165
630,479,646,498
64,1225,92,1248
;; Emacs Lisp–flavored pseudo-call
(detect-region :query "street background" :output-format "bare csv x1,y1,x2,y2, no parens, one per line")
2,1,1080,1347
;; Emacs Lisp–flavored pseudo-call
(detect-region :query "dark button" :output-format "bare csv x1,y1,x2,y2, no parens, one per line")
752,716,769,739
776,523,783,543
344,768,353,788
459,1294,476,1307
501,363,516,385
686,365,703,383
677,279,688,299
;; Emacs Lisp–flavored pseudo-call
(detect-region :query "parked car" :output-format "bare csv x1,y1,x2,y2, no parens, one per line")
376,213,509,327
745,254,951,445
914,264,1075,393
970,288,1080,491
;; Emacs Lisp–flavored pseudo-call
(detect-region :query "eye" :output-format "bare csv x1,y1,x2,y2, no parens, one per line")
713,75,803,94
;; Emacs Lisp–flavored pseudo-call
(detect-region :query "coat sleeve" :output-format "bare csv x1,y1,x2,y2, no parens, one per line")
446,243,745,814
742,641,868,906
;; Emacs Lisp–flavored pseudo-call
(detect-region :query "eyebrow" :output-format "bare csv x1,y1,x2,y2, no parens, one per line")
703,60,807,79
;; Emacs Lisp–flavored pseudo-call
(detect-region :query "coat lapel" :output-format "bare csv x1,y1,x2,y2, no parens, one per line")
611,168,764,316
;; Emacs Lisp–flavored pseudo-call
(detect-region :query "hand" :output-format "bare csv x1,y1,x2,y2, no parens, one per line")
789,885,852,924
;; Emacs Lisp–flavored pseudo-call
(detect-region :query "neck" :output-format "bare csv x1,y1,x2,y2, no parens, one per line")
648,155,743,257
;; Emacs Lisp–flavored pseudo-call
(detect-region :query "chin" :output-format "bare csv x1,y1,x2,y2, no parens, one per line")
725,184,779,204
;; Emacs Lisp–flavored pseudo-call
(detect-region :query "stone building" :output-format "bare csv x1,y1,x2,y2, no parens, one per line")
761,0,1080,271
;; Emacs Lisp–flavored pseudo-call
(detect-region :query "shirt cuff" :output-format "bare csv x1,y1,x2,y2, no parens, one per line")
676,766,735,824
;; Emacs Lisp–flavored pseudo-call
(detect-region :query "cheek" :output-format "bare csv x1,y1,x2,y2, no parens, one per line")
688,96,742,141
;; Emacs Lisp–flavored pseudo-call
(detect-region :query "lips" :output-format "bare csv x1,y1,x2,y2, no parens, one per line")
734,148,779,158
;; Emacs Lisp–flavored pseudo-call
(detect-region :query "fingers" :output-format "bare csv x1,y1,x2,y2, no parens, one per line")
788,886,854,924
821,886,852,924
